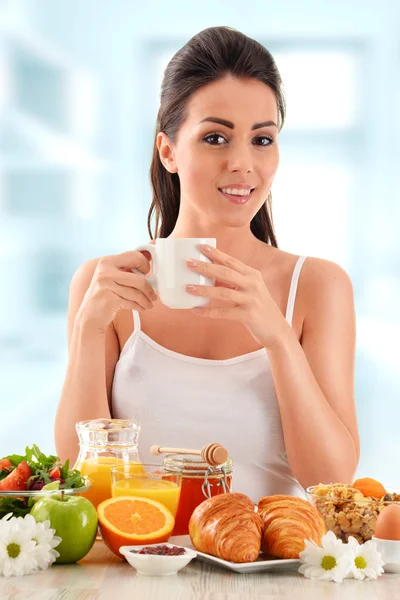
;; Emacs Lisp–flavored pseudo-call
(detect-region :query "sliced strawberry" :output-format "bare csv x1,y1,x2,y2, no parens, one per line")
0,459,12,470
0,461,32,491
49,465,61,479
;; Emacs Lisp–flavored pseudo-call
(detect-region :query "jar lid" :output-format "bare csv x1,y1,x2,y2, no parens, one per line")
163,453,233,476
75,418,141,447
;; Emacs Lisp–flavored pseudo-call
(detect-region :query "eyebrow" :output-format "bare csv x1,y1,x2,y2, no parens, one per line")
198,116,278,130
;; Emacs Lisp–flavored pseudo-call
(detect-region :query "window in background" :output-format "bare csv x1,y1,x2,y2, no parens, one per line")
34,248,70,313
11,42,67,131
275,50,358,129
4,170,69,216
271,47,361,268
0,29,108,456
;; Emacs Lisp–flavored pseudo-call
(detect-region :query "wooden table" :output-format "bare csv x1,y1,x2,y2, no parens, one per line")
3,538,400,600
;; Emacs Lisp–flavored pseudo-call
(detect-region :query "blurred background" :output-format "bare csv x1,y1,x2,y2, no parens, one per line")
1,0,399,483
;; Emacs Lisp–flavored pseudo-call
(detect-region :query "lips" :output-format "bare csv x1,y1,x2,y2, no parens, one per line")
218,188,255,205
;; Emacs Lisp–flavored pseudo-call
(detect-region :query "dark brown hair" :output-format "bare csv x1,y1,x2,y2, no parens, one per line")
148,26,286,247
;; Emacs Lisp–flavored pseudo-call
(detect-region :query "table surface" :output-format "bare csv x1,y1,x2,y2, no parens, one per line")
3,537,400,600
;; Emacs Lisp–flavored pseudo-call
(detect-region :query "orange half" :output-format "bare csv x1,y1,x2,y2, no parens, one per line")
97,496,175,558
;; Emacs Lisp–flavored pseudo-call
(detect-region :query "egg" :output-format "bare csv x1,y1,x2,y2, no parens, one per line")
374,505,400,540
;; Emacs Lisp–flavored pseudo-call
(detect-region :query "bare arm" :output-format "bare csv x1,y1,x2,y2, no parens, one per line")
54,259,119,465
267,258,360,489
54,250,157,465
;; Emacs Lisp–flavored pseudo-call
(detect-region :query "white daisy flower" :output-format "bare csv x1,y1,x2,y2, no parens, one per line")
346,536,384,580
31,518,61,569
298,531,353,583
0,514,38,577
0,513,61,577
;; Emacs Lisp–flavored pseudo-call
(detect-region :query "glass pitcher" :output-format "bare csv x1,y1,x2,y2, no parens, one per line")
74,418,141,510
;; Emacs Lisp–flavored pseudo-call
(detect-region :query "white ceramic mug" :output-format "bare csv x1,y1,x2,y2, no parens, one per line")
132,238,216,309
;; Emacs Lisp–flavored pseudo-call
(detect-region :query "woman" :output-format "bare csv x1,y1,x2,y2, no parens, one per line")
55,26,359,501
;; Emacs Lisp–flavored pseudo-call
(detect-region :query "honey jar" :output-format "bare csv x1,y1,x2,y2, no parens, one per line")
163,454,233,535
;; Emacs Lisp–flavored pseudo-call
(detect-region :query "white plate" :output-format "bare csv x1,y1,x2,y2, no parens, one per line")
169,535,301,574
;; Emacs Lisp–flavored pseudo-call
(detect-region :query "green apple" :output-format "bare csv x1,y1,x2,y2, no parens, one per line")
30,495,98,564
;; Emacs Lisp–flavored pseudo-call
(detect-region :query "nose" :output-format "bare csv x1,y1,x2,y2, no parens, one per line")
226,143,253,173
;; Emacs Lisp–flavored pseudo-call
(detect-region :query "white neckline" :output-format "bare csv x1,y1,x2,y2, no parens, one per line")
133,329,268,366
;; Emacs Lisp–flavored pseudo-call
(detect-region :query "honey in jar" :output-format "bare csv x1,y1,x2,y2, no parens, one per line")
163,454,233,535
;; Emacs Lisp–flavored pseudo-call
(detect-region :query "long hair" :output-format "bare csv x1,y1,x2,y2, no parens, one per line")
148,26,286,247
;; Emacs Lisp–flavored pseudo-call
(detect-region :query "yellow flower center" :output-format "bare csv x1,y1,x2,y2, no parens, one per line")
7,543,21,559
354,556,367,569
321,555,337,570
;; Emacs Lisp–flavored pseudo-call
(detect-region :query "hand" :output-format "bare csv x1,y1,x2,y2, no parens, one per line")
78,246,158,333
185,244,290,349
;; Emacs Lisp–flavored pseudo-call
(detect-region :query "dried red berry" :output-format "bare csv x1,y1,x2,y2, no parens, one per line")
131,545,185,556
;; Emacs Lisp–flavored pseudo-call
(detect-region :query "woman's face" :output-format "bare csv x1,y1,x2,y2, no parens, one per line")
158,75,280,230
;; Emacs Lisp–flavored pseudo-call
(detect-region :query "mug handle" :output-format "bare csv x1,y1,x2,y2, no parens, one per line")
132,244,158,291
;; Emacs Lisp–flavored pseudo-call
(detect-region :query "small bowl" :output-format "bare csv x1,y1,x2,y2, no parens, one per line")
372,537,400,574
119,543,197,576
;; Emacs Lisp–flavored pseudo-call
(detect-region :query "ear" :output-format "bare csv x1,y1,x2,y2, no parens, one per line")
157,132,178,173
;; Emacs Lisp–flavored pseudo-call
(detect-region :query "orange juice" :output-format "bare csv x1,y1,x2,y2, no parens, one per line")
112,478,181,517
76,457,144,509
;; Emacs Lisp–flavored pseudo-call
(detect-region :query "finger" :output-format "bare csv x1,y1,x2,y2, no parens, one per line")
115,297,154,313
104,287,154,312
110,281,154,310
113,270,157,302
103,250,152,274
199,244,250,275
186,259,244,288
185,284,245,305
215,280,239,290
191,305,243,320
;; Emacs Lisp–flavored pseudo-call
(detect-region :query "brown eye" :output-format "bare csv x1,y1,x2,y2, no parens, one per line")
254,136,274,146
203,133,227,145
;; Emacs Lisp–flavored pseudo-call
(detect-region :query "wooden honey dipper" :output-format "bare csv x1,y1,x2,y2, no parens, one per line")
150,442,228,467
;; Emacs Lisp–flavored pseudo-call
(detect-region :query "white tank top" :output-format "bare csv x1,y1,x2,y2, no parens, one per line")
112,255,308,502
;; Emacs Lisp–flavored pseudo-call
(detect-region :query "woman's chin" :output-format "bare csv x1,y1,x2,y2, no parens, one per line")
213,211,254,228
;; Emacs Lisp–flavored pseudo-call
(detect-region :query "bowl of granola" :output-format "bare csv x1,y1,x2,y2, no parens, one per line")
306,480,400,543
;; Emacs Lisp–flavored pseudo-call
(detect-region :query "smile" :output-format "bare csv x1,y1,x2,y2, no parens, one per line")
218,188,255,205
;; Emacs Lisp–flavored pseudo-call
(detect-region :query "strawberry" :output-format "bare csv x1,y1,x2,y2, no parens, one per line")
0,461,32,491
0,459,12,470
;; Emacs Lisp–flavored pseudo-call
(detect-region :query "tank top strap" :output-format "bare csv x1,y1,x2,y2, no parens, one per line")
132,310,142,334
285,256,307,326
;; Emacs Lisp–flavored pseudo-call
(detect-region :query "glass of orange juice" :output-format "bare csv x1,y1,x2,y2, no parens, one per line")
77,457,145,509
111,464,182,518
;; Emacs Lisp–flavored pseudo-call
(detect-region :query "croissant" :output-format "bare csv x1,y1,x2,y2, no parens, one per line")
258,495,326,559
189,492,264,563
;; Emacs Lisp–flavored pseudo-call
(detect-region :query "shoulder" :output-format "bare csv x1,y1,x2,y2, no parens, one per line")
301,256,354,297
299,257,355,331
70,257,102,291
262,244,353,291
